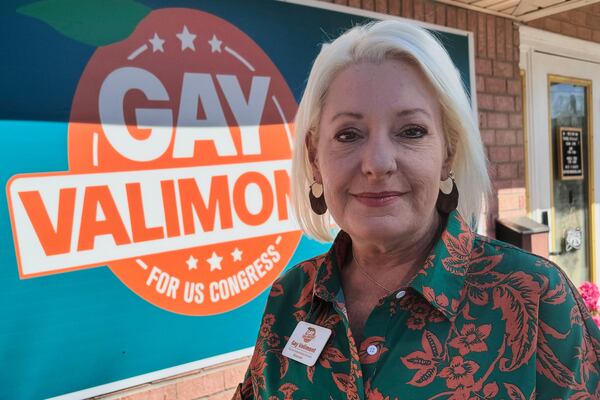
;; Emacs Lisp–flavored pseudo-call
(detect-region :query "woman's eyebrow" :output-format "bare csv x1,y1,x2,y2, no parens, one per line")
331,108,431,122
331,111,363,122
397,108,431,118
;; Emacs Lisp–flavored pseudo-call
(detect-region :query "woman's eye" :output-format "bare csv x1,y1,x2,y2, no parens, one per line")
334,129,360,142
400,125,427,138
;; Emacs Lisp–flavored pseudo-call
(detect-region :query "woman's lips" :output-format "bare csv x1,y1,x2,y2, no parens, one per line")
351,191,405,207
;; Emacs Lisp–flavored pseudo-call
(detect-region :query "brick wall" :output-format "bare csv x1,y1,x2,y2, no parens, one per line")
96,1,527,399
94,357,250,400
527,3,600,43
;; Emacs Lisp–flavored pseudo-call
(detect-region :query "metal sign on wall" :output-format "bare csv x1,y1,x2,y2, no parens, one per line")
0,0,472,398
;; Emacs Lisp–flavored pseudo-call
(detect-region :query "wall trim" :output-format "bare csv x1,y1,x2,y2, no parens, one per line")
519,0,600,22
48,347,254,400
520,25,600,64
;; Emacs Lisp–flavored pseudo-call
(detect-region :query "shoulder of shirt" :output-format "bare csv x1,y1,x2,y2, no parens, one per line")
473,233,543,263
273,252,328,287
472,233,575,295
264,252,329,314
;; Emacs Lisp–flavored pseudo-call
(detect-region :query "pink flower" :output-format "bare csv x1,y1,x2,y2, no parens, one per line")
593,315,600,329
579,282,600,312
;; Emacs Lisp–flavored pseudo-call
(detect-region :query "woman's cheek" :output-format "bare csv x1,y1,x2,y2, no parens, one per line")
411,170,440,206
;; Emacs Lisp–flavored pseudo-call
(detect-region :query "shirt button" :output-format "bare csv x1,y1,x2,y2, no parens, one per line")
366,345,378,356
395,290,406,299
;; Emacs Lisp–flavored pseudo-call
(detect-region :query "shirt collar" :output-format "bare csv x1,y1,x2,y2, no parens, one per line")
312,210,475,322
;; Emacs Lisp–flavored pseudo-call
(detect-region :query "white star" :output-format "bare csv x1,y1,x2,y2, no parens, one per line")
176,25,196,51
149,33,165,53
186,255,198,270
231,247,243,262
208,34,222,53
207,251,223,271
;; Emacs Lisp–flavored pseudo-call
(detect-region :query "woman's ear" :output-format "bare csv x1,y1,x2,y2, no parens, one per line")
441,138,457,180
305,132,322,182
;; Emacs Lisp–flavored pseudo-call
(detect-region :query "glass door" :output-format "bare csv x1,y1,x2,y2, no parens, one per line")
527,51,599,286
548,78,592,283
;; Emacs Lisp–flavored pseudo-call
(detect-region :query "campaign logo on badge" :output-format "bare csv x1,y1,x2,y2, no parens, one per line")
302,327,317,343
6,8,301,315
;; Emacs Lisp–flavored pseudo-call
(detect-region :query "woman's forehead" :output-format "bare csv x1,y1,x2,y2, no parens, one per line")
321,60,439,120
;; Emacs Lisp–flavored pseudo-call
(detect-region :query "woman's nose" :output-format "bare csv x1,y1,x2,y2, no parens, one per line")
360,132,397,178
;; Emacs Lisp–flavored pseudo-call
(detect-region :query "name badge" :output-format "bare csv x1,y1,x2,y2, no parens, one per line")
282,321,332,366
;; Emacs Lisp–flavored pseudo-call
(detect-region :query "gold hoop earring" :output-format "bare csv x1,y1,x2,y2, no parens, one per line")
309,181,327,215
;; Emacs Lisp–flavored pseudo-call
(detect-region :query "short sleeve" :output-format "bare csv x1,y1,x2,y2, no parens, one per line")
535,265,600,398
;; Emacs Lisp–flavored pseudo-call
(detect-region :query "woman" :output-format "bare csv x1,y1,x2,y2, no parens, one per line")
234,20,600,399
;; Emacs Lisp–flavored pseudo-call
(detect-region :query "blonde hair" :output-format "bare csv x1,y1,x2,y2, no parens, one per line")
291,20,490,242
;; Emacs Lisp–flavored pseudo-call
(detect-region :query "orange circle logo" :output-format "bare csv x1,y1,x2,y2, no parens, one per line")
60,8,300,315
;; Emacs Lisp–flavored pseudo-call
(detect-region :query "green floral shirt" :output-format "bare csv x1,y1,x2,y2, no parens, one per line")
234,211,600,399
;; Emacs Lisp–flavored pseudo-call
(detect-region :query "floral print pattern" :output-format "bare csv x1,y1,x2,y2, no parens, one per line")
439,356,479,389
234,211,600,399
448,324,491,355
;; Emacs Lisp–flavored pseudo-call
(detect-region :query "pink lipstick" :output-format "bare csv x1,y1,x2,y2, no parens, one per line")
352,191,404,207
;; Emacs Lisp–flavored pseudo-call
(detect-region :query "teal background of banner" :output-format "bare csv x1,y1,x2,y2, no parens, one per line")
0,1,471,398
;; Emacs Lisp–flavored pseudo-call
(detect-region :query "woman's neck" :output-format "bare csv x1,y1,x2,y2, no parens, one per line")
348,211,443,289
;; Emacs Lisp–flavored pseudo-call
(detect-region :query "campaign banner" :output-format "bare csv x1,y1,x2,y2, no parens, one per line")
0,0,472,398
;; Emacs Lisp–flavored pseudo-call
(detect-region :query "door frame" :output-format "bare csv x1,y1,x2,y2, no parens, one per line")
520,26,600,282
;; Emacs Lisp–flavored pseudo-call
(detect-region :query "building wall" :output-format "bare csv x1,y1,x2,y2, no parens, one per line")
98,1,526,398
527,3,600,43
94,357,250,400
